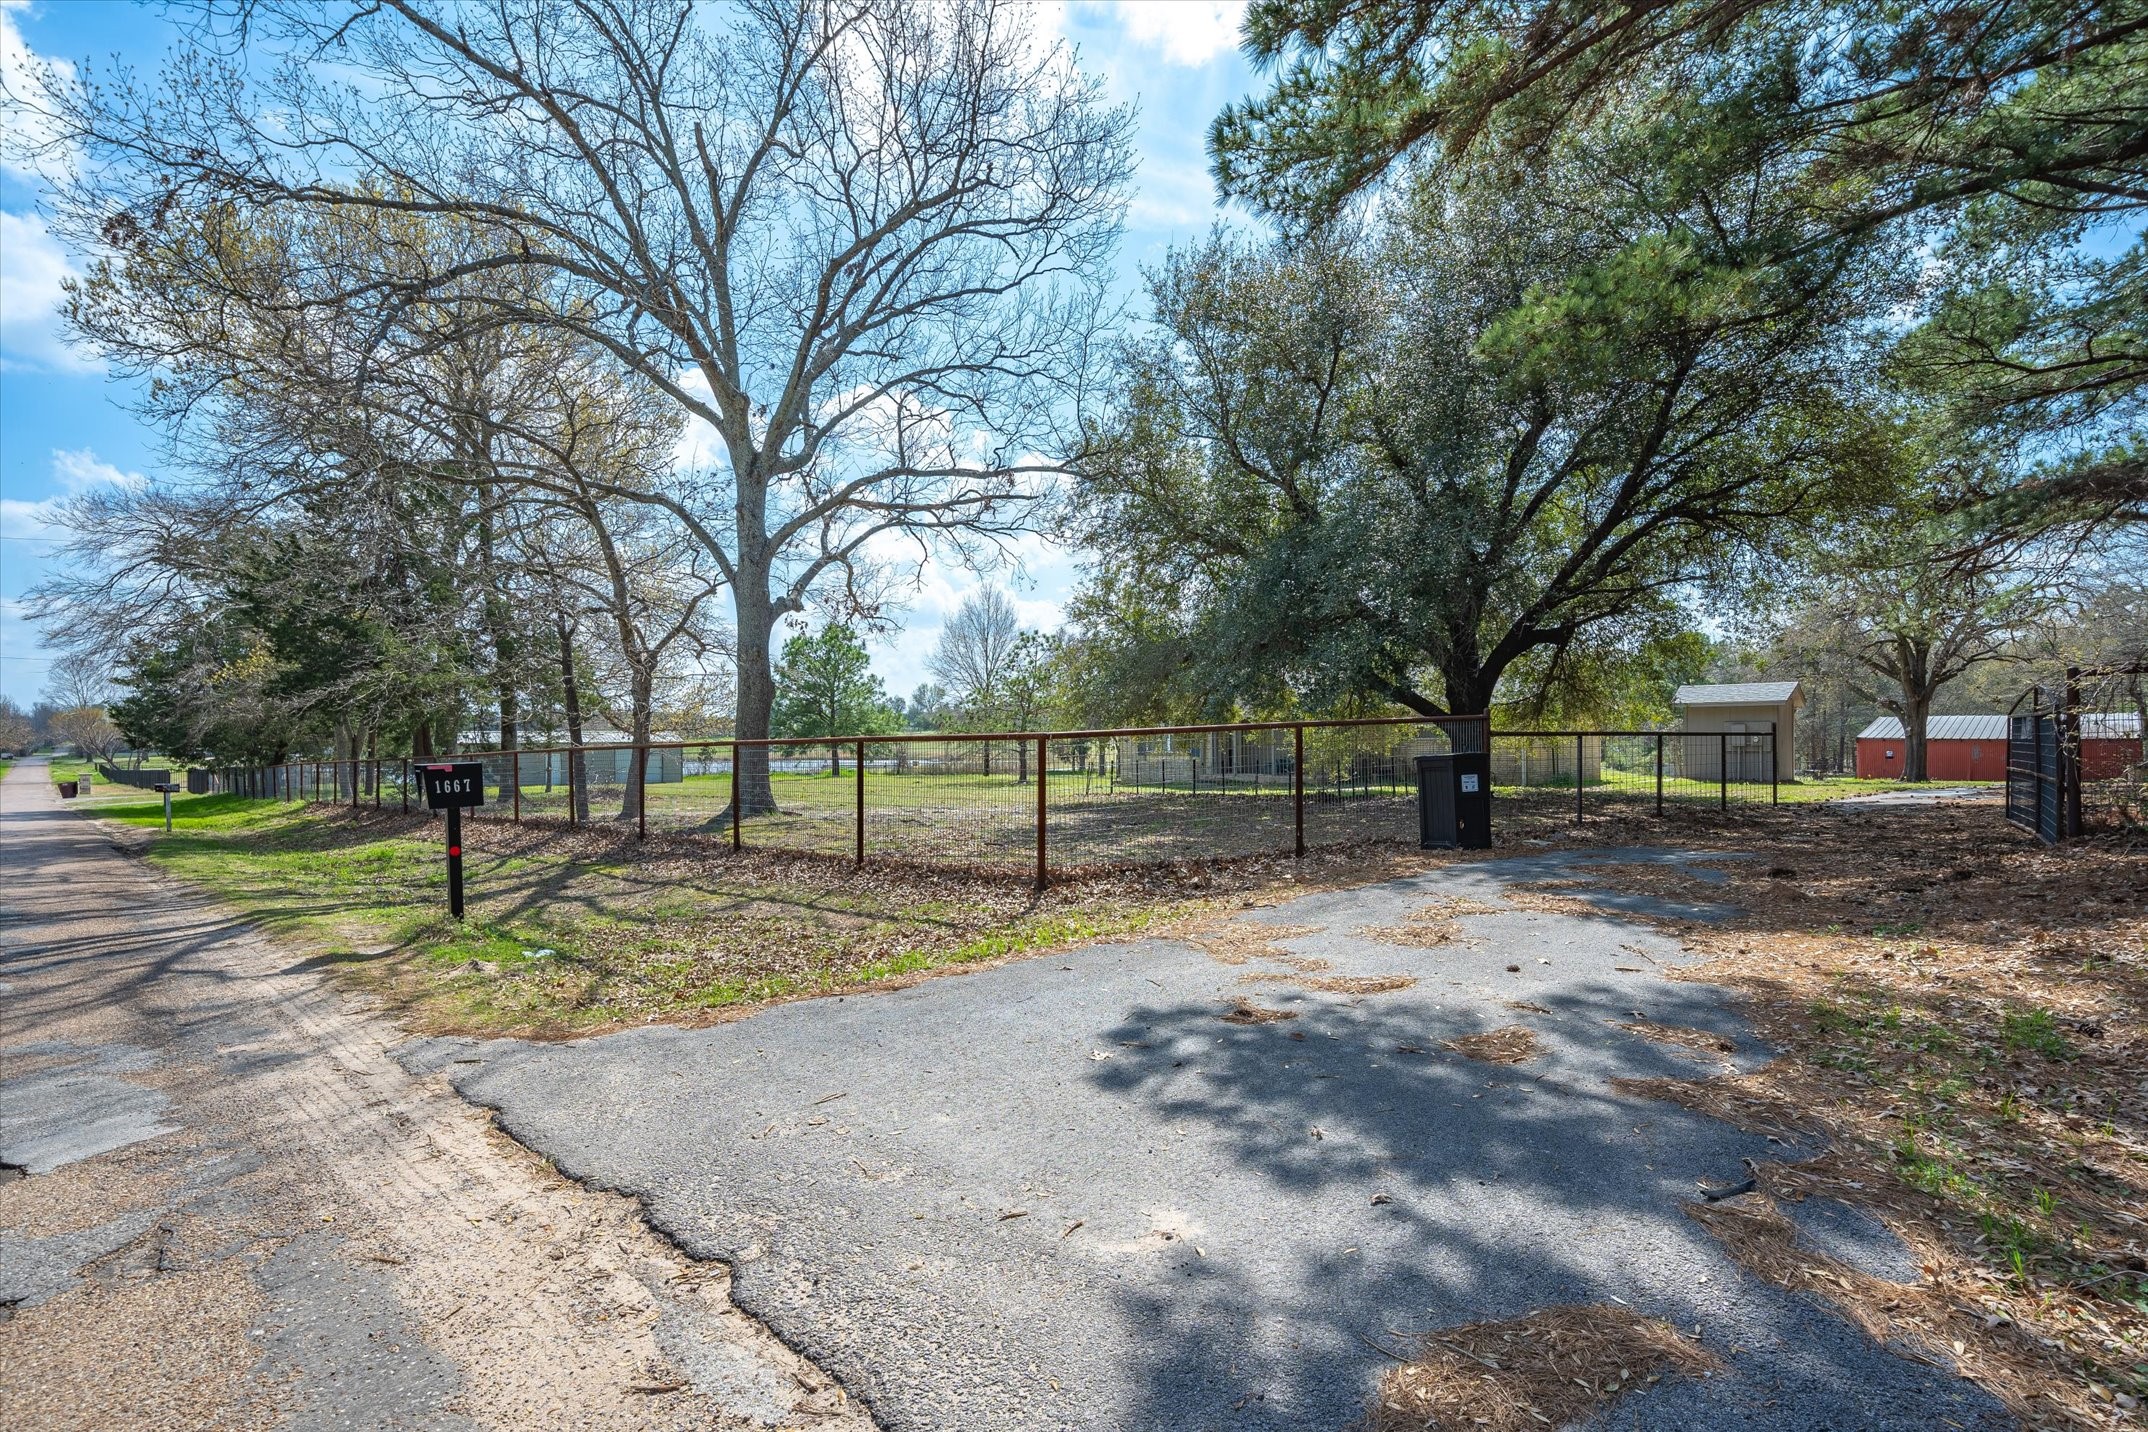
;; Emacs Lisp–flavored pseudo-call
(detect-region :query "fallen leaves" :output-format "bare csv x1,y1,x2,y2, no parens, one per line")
1366,1303,1718,1432
1219,998,1298,1025
1441,1026,1541,1065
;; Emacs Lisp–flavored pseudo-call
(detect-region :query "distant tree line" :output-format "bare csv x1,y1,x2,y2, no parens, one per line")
4,0,2140,789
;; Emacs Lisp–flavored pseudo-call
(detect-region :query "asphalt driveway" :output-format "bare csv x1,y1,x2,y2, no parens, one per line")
411,850,2013,1431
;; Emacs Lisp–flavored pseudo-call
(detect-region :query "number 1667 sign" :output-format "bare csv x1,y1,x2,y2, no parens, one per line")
419,762,485,919
421,763,486,809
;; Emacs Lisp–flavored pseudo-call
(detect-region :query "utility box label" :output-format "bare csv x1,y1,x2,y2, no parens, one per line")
420,762,487,810
1460,774,1480,793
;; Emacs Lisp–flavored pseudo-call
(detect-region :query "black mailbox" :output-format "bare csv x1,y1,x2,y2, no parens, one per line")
420,762,486,810
1416,751,1492,849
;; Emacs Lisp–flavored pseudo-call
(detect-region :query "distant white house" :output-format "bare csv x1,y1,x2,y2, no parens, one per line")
1673,681,1803,779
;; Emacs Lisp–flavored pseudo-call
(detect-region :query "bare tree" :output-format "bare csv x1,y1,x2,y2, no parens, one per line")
25,0,1133,816
43,651,115,714
929,587,1021,718
1814,543,2048,782
0,697,36,753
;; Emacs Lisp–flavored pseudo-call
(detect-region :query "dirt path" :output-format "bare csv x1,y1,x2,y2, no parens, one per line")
0,758,871,1431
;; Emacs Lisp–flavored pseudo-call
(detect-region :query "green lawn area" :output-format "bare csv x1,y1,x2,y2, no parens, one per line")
105,794,1249,1039
1775,776,1999,802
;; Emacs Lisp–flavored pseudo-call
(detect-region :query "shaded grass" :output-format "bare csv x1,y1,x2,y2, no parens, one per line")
121,800,1408,1041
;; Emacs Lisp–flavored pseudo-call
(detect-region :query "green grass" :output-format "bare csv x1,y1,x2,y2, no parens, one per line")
118,797,1214,1038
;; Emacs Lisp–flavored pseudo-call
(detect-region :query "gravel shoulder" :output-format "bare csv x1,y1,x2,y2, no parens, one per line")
0,758,869,1431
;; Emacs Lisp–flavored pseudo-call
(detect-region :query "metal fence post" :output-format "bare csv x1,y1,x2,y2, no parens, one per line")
1655,733,1664,815
1035,734,1048,890
637,744,648,841
1719,732,1729,809
1575,733,1585,823
854,740,865,866
2063,666,2083,840
402,759,410,815
1770,721,1779,805
1292,724,1305,858
512,751,521,823
731,741,742,851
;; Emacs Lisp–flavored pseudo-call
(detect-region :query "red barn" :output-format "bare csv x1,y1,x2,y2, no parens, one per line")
1857,713,2144,781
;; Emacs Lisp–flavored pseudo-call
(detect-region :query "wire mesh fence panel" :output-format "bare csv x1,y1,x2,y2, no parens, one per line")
1490,731,1775,812
1301,720,1480,850
853,736,1036,870
571,745,637,830
639,743,736,837
1044,729,1296,868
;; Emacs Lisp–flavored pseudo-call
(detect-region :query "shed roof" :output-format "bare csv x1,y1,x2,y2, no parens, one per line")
1858,712,2143,741
1674,681,1802,706
1858,715,2007,742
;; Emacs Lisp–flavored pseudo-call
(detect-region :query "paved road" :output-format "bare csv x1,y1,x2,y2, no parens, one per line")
0,758,861,1430
422,853,2014,1431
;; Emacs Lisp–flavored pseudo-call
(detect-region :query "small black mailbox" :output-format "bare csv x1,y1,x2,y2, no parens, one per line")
420,762,486,810
1416,751,1492,850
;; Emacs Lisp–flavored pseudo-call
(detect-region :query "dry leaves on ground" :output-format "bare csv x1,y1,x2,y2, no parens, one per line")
1546,801,2148,1426
1219,998,1298,1026
1612,1020,1737,1058
1441,1025,1540,1065
1366,1303,1719,1432
1357,895,1503,950
1184,921,1325,967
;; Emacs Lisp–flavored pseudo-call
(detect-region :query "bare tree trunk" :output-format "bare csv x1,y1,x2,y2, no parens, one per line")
732,584,779,818
620,663,653,823
556,613,590,823
475,479,520,803
1901,690,1932,781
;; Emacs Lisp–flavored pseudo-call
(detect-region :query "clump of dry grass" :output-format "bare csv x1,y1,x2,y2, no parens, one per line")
1442,1025,1540,1065
1611,1020,1736,1057
1185,921,1324,967
1219,998,1298,1025
1303,974,1417,995
1239,972,1418,995
1365,1304,1719,1432
1357,895,1502,949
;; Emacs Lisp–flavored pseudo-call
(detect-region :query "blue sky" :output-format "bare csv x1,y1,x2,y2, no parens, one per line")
0,0,1261,707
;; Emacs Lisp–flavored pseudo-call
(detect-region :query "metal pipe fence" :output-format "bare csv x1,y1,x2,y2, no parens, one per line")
214,719,1780,881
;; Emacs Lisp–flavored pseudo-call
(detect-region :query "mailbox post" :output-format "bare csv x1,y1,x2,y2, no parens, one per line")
419,762,486,919
152,781,180,833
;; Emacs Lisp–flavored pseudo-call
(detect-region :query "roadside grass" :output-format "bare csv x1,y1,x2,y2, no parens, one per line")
115,797,1389,1040
1565,804,2146,1425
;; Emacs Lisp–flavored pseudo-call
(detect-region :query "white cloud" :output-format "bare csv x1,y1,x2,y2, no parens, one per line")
0,208,94,372
0,446,142,541
52,446,144,493
1088,1,1247,67
1,0,77,182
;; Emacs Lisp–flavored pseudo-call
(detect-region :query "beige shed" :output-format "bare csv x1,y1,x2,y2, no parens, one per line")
1673,681,1803,780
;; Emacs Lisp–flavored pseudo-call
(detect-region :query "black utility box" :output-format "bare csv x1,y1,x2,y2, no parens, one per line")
1416,751,1492,849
